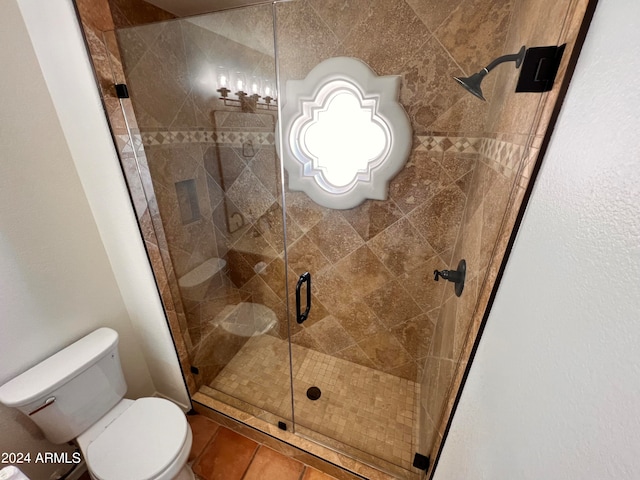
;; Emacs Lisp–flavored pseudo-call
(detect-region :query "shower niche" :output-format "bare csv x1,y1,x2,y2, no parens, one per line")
76,0,595,478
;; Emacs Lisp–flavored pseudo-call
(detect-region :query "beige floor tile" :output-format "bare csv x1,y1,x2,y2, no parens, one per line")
209,335,418,470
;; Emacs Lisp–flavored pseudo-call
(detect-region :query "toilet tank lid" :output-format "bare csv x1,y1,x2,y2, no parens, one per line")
0,328,119,407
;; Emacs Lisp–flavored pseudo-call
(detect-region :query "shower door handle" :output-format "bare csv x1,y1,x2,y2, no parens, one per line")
295,272,311,324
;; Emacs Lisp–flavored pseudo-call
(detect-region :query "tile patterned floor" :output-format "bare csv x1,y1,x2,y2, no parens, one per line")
209,335,419,470
188,415,339,480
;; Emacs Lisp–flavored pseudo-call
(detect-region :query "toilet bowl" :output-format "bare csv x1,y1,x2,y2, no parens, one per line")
77,398,193,480
0,328,194,480
178,257,227,301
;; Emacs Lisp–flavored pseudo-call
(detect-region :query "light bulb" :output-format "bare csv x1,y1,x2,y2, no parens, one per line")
236,72,246,92
250,76,261,95
217,66,229,89
264,79,275,98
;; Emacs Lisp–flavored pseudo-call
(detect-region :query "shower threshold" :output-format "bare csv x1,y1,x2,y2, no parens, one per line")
196,335,421,479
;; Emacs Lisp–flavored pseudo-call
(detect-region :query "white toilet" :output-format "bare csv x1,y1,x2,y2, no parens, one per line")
0,328,194,480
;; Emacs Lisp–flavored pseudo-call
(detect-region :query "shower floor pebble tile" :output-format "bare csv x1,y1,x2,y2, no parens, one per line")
209,335,419,469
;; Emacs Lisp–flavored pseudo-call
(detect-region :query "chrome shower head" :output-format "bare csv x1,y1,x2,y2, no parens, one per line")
454,46,526,101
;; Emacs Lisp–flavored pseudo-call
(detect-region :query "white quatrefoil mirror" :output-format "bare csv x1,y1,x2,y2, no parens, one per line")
277,57,412,209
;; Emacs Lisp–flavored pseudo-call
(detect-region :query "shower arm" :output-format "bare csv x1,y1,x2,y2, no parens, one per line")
454,46,527,102
479,46,526,76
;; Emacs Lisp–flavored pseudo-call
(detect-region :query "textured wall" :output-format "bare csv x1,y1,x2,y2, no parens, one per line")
17,0,191,406
1,0,157,404
434,1,640,478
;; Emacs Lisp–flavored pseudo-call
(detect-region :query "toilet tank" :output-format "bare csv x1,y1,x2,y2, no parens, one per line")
0,328,127,444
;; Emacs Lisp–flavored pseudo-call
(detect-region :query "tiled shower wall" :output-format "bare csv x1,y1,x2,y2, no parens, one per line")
272,0,516,464
90,0,517,391
418,0,592,470
270,0,513,382
76,0,513,444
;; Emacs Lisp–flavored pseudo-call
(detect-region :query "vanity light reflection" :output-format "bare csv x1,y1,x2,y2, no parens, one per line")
215,65,277,111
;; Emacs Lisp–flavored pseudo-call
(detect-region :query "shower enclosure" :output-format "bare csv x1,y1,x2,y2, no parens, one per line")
76,0,593,477
112,5,425,474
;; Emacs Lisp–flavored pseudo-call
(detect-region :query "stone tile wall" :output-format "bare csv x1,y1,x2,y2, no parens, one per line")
419,0,594,472
105,0,514,391
272,1,519,467
271,0,513,386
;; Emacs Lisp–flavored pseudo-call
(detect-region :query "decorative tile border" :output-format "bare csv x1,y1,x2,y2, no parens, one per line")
479,137,525,178
134,130,276,147
120,130,529,183
121,132,526,180
416,135,482,154
116,133,145,155
127,132,493,154
416,135,529,179
117,130,531,187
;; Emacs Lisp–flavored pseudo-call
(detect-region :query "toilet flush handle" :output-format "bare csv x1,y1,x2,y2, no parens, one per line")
28,396,56,416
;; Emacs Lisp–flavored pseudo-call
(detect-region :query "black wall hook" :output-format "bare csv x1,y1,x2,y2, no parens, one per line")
434,259,466,297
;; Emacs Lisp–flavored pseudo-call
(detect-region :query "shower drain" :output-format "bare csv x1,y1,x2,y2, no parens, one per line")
306,386,321,400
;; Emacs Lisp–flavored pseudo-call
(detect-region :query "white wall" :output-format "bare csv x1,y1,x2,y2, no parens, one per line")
434,1,640,479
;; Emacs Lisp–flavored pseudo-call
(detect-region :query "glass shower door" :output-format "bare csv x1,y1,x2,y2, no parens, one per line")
273,2,433,474
110,4,295,429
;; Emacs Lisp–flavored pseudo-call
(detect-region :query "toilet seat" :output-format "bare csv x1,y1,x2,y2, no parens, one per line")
84,398,190,480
